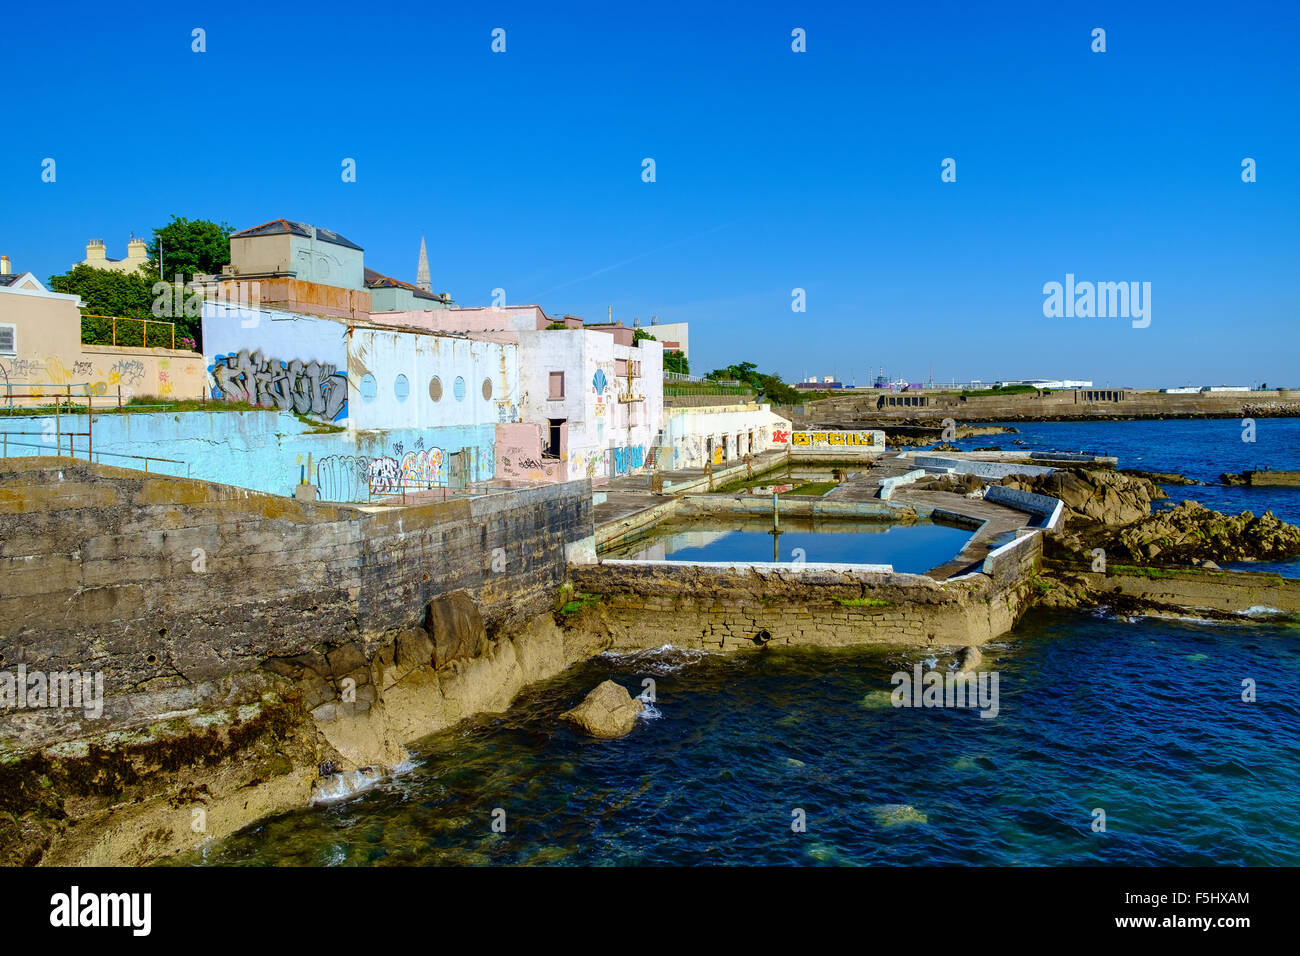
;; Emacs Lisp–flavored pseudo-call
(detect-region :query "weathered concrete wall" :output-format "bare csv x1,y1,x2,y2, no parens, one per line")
567,561,1032,652
982,485,1065,529
0,457,601,866
914,455,1056,480
805,388,1300,423
0,458,592,738
1056,564,1300,615
981,531,1044,584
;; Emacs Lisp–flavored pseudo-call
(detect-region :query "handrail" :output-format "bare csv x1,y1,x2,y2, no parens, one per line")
80,313,177,349
0,438,187,475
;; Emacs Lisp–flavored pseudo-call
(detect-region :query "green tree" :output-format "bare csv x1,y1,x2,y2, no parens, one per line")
664,350,689,376
46,264,198,349
147,216,233,282
47,265,154,319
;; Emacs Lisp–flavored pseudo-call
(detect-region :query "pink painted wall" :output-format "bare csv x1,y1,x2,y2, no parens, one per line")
495,421,565,483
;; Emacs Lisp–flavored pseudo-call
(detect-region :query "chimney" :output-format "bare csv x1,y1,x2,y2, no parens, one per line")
86,239,106,261
127,237,148,260
0,255,10,276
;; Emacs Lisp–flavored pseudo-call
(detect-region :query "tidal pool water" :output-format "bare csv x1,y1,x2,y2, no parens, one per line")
600,518,971,573
174,609,1300,867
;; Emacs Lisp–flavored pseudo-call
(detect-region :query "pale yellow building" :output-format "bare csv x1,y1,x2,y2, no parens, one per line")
0,260,205,404
80,237,150,275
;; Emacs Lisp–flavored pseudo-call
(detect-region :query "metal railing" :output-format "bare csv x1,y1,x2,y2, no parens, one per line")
0,437,187,474
0,385,188,475
80,313,177,349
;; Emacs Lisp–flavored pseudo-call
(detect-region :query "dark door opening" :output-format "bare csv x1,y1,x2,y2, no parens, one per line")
547,418,565,457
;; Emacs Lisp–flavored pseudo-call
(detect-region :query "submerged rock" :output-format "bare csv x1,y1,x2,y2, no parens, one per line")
872,804,928,827
860,689,894,710
956,645,983,672
561,680,644,738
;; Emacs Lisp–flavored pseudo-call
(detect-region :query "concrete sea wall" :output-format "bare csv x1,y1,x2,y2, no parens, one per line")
0,457,597,865
568,560,1035,652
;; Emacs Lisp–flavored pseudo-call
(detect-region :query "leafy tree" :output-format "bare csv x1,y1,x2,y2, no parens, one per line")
147,216,233,282
664,350,689,376
47,265,154,319
632,328,656,343
47,264,195,349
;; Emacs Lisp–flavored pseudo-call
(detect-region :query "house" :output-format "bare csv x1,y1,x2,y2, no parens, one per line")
80,237,149,275
0,257,204,406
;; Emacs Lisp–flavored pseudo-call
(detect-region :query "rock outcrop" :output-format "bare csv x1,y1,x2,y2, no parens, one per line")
1001,467,1163,527
561,680,643,738
424,590,488,669
1081,501,1300,565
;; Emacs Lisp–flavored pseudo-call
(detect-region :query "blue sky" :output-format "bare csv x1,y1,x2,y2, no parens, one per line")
3,0,1296,387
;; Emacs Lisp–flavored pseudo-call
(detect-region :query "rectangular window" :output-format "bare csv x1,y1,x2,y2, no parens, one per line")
615,358,628,378
0,324,14,354
548,371,565,400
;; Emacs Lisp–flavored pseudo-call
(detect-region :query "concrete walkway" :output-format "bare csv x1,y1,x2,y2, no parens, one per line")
592,449,791,531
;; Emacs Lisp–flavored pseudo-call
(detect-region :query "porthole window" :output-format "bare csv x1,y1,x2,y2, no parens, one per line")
453,376,466,402
360,373,378,403
481,377,493,400
429,376,443,402
395,374,410,402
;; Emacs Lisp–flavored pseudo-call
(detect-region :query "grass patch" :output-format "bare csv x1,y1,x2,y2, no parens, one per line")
1,397,270,416
560,592,603,617
834,597,892,608
293,411,345,433
786,481,838,497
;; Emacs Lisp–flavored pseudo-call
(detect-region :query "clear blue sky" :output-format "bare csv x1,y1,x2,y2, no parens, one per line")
3,0,1296,387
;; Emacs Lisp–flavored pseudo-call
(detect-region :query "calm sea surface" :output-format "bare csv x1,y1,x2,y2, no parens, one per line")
175,611,1300,867
174,419,1300,867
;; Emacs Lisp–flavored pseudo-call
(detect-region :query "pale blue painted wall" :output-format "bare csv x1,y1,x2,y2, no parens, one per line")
0,410,496,501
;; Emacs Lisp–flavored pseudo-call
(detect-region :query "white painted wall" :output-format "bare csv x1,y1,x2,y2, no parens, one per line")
517,329,663,482
663,403,791,469
347,327,519,432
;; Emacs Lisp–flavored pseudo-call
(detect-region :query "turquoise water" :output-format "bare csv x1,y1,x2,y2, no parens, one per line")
178,610,1300,867
603,520,971,574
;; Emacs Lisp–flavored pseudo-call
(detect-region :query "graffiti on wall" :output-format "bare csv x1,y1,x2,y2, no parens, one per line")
611,445,645,476
0,358,45,382
568,448,606,481
315,445,446,500
110,359,146,386
791,430,880,447
210,350,347,421
773,429,791,444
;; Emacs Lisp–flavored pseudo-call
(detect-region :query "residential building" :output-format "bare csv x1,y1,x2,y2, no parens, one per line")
0,263,205,406
80,237,149,275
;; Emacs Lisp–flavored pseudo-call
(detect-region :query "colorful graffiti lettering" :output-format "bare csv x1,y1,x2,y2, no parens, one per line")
791,430,879,447
611,445,645,476
316,447,446,501
773,429,791,444
400,447,444,486
210,350,347,421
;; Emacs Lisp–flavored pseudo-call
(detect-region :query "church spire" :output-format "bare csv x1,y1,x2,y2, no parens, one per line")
416,236,431,292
